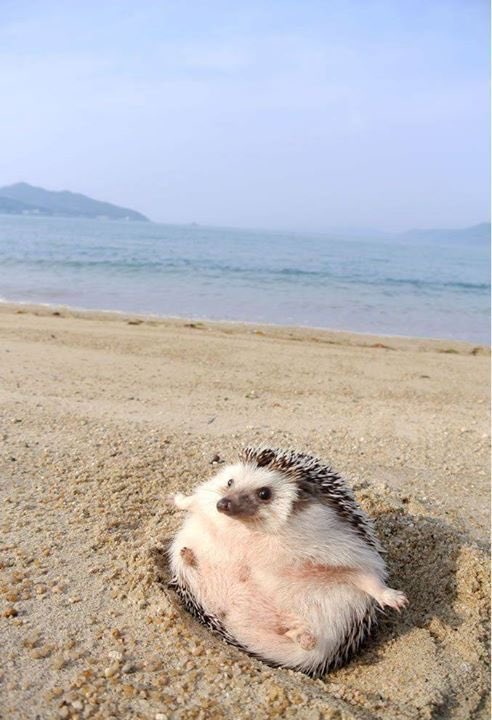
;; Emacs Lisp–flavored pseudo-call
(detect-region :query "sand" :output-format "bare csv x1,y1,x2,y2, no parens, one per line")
0,303,490,720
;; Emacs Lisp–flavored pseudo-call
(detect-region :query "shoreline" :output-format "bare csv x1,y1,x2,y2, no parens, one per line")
1,300,488,353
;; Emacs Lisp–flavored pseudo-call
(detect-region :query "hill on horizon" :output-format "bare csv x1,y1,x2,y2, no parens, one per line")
0,182,149,222
0,183,488,240
399,222,490,244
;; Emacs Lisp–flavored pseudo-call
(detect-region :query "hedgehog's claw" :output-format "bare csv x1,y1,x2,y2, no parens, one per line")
378,588,408,611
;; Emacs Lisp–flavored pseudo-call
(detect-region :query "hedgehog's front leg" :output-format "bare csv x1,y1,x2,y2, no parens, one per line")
173,493,196,511
286,564,407,611
180,546,198,568
349,573,408,610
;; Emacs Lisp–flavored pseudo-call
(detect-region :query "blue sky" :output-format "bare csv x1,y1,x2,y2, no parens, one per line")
1,1,489,231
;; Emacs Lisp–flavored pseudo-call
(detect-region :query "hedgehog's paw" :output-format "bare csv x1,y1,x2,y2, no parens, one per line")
284,620,317,650
173,493,194,511
285,627,317,651
378,588,408,611
298,630,317,651
180,546,198,568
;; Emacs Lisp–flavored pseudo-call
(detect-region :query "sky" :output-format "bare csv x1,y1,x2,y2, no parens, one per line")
0,0,490,232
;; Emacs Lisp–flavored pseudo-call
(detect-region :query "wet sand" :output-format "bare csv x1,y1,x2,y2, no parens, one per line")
0,303,490,719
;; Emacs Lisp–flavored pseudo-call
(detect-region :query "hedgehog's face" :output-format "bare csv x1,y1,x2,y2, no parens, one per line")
198,463,298,532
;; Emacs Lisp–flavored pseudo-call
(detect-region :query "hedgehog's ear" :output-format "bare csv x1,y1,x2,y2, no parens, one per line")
241,446,276,468
296,478,319,501
255,448,277,467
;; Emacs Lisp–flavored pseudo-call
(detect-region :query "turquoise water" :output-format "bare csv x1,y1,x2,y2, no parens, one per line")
0,215,489,343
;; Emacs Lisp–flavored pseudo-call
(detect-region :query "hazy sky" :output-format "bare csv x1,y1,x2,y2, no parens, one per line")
1,1,490,231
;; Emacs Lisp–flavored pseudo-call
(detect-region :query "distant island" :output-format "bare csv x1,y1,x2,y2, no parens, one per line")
0,182,149,222
400,222,490,245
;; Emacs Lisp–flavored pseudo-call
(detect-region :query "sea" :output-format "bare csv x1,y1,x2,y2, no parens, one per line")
0,215,490,344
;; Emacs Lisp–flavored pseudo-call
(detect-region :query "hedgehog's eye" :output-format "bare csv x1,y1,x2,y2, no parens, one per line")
257,487,272,501
227,478,234,488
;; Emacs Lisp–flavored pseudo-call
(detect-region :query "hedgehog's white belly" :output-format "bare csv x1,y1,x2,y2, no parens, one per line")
169,516,373,673
225,577,371,674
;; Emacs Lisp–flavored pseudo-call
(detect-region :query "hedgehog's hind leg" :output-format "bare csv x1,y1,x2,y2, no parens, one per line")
278,613,318,651
285,627,317,651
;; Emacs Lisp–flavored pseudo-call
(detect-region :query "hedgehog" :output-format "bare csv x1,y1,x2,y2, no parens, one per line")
168,447,407,677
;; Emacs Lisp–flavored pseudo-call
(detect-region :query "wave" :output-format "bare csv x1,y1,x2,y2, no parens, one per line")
2,256,489,294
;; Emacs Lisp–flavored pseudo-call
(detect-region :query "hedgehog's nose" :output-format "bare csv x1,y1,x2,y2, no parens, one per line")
217,497,232,514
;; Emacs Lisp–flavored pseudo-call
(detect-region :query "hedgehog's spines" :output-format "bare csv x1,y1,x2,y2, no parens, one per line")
168,577,244,649
240,446,382,551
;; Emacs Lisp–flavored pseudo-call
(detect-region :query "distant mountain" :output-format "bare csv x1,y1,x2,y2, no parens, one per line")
0,182,149,221
400,222,490,245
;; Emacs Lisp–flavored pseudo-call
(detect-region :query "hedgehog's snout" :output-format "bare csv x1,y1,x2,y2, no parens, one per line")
216,493,258,517
217,497,232,514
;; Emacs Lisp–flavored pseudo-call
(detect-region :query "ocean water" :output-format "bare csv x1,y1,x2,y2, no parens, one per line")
0,215,489,344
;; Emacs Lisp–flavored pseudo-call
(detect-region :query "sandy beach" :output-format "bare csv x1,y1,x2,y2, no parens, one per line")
0,303,489,720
